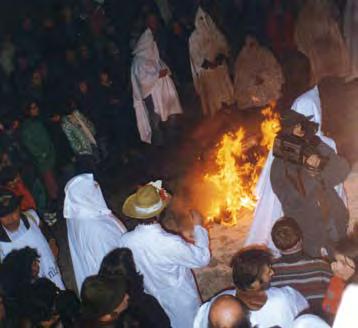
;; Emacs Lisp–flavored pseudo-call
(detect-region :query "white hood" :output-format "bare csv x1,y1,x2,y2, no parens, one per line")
291,85,323,135
64,174,112,220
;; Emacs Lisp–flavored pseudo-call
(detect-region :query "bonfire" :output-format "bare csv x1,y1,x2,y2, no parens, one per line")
204,103,280,225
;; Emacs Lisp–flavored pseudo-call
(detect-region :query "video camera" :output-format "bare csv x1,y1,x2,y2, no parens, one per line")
273,133,328,172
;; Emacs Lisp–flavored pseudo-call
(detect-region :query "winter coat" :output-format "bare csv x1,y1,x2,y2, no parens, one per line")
270,140,350,257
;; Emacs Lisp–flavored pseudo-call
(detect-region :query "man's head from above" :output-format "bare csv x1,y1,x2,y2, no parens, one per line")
80,275,129,324
271,217,303,254
209,295,251,328
146,13,160,32
280,111,313,138
231,247,273,292
0,189,21,232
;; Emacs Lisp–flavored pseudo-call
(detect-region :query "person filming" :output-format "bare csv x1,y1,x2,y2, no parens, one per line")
270,111,350,258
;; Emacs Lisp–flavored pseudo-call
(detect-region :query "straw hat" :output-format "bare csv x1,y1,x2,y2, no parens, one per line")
122,182,170,219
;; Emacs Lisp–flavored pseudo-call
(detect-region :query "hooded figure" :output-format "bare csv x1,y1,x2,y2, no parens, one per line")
189,7,234,116
64,174,126,293
131,28,183,144
234,36,284,109
294,0,349,83
344,0,358,82
245,85,347,254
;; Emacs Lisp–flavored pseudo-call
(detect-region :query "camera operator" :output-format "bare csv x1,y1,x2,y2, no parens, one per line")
270,111,350,258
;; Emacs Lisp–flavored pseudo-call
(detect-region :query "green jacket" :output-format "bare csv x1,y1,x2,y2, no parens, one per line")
21,118,56,172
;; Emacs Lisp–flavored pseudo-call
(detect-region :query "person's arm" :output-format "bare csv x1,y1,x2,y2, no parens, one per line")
162,218,211,269
319,143,350,189
270,158,305,212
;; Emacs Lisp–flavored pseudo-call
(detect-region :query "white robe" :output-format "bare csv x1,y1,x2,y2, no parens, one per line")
131,28,183,144
245,85,347,253
344,0,358,81
234,38,284,109
193,286,308,328
64,174,127,293
118,223,210,328
293,314,330,328
189,7,234,116
333,283,358,328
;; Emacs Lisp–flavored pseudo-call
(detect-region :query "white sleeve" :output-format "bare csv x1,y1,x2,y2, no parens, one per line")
333,284,358,328
162,225,211,268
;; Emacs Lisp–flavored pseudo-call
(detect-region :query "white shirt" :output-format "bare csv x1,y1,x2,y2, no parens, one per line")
119,223,210,328
333,283,358,328
194,287,308,328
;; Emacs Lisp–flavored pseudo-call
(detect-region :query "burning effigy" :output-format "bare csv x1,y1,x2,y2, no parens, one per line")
179,102,280,227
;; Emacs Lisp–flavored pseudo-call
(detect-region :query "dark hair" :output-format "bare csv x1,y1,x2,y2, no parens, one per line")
334,235,358,282
19,278,60,324
231,248,272,291
55,290,81,327
0,247,40,297
271,217,302,251
0,166,18,185
99,248,144,298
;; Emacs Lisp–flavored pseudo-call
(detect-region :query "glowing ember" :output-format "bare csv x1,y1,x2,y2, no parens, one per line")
204,103,280,225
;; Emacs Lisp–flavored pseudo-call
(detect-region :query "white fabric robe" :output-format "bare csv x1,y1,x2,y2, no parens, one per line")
194,286,308,328
333,283,358,328
118,223,210,328
293,314,330,328
64,174,127,293
234,37,284,109
131,28,183,143
245,85,346,253
189,7,234,116
344,0,358,81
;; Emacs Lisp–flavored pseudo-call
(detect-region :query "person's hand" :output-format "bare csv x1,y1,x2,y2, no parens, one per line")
305,154,321,169
49,238,59,258
190,210,204,226
159,69,168,78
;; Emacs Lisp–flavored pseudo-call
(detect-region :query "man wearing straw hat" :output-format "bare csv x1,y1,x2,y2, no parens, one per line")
119,181,211,328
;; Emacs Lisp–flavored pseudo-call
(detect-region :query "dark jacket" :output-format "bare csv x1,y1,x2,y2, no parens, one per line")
270,140,350,257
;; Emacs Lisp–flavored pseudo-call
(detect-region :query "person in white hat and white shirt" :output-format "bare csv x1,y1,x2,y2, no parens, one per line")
64,173,127,293
119,181,210,328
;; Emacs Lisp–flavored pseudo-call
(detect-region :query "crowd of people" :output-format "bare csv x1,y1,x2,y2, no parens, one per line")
0,0,357,327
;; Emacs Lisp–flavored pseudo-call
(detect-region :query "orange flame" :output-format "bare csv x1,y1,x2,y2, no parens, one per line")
204,103,280,225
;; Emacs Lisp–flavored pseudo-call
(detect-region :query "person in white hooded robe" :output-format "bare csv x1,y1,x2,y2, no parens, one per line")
189,7,235,117
63,173,127,293
245,54,347,254
344,0,358,82
131,28,183,144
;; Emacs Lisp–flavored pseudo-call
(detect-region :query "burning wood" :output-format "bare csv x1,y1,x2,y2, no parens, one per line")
204,103,280,225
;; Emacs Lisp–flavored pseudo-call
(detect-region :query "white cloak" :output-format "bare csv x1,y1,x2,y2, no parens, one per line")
131,28,183,143
344,0,358,81
193,286,308,328
118,223,210,328
245,85,347,253
64,174,127,293
234,37,284,109
189,7,234,116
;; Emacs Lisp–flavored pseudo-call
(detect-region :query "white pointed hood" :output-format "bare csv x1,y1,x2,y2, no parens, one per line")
64,174,112,220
